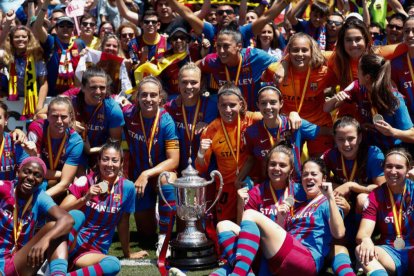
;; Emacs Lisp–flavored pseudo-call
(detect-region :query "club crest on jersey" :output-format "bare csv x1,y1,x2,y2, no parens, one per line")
310,83,318,91
113,193,121,202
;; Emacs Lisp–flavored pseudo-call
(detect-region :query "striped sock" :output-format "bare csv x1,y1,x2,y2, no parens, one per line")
211,263,233,276
218,231,238,261
49,259,67,276
231,220,260,276
158,184,176,235
332,253,356,276
367,269,388,276
68,256,120,276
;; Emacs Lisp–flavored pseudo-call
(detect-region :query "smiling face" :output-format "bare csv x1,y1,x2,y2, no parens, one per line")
17,162,44,198
142,15,159,35
259,24,274,48
216,5,235,26
99,147,122,181
179,69,201,104
120,27,135,50
102,37,119,55
334,125,361,160
138,82,161,117
384,154,409,189
216,34,241,65
289,36,312,71
170,31,189,53
386,18,404,44
218,94,243,124
302,161,325,198
56,22,74,42
83,76,107,106
344,28,367,60
80,18,97,37
47,103,72,136
12,29,29,53
267,151,292,186
257,89,283,122
404,19,414,49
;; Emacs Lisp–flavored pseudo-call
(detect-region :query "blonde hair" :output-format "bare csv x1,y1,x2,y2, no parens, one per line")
287,32,325,69
3,25,44,64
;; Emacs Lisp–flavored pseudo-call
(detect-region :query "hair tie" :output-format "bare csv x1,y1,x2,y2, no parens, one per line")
386,151,410,164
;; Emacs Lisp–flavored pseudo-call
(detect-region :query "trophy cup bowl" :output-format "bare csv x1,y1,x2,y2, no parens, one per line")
158,162,224,270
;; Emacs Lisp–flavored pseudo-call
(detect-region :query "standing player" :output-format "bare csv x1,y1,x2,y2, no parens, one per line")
196,83,262,222
122,76,179,255
164,63,218,172
356,148,414,275
275,33,333,157
197,28,278,111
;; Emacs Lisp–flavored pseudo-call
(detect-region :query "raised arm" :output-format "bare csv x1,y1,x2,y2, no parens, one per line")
285,0,308,26
252,0,292,36
322,182,346,239
195,0,211,19
32,0,50,44
116,0,139,25
238,0,248,26
167,0,204,34
388,0,408,17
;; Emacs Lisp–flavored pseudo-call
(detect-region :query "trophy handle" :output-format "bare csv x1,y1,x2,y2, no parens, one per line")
157,172,173,210
205,170,224,214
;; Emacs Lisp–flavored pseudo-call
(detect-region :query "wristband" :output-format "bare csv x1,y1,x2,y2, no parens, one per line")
197,150,205,159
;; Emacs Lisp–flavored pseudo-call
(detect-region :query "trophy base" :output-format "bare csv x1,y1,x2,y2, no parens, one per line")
168,240,217,270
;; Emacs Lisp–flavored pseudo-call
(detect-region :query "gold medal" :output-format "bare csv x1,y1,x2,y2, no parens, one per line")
394,237,405,250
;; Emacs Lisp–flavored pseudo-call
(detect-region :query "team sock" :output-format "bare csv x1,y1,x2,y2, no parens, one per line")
218,231,238,261
49,259,68,276
231,220,260,276
367,269,388,276
158,184,176,235
332,253,356,276
68,256,120,276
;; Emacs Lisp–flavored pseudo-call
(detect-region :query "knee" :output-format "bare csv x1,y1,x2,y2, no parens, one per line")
242,209,257,221
101,256,121,275
355,193,368,214
217,220,236,233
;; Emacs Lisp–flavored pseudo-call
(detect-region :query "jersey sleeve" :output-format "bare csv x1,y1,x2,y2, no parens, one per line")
199,54,218,74
107,99,125,128
245,185,261,211
202,22,216,43
298,119,320,140
37,191,57,216
64,134,84,166
122,180,136,214
366,146,385,181
240,23,254,47
362,190,379,221
68,176,90,199
393,92,413,130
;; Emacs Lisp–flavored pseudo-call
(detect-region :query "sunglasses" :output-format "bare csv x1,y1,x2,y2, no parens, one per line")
387,24,403,31
121,33,135,39
171,35,189,41
217,9,234,16
327,20,342,26
81,22,96,27
144,19,158,25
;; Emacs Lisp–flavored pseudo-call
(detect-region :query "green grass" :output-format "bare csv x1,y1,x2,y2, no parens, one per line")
108,216,216,275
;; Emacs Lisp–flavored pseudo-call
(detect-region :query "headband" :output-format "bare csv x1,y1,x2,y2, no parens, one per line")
386,151,411,165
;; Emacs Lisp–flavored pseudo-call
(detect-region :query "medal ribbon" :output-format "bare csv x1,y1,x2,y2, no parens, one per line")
181,99,201,142
139,109,160,167
263,117,282,147
0,136,5,160
13,195,33,248
224,54,242,85
407,53,414,86
47,127,67,170
297,193,324,217
290,67,311,114
387,185,406,239
341,155,357,181
269,181,289,208
82,102,103,140
220,115,241,174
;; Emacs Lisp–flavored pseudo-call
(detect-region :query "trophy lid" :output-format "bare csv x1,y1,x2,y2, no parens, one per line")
173,158,212,188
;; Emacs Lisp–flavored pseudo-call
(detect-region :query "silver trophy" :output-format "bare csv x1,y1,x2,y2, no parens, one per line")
158,160,224,269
